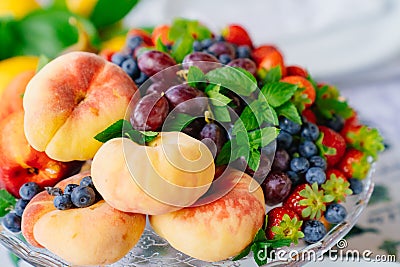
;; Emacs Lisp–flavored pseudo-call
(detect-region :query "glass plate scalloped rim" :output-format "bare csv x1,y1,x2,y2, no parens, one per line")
0,163,375,267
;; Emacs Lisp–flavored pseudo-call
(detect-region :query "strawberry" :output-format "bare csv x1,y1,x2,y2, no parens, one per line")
128,28,154,46
152,24,173,45
341,124,384,161
283,183,334,220
255,48,286,77
285,65,308,78
316,126,346,167
302,109,317,124
281,76,316,111
337,149,371,179
222,24,253,47
251,45,278,65
266,207,304,244
322,169,353,202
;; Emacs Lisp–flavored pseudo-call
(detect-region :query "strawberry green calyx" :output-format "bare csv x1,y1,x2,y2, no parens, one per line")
292,86,312,112
299,183,334,220
316,132,336,157
346,126,384,160
322,174,353,202
271,214,304,244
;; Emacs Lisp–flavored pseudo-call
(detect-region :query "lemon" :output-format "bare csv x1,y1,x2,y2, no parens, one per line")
66,0,98,17
0,0,40,18
0,56,39,95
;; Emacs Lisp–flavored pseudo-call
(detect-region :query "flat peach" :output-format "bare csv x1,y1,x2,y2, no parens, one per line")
23,51,137,161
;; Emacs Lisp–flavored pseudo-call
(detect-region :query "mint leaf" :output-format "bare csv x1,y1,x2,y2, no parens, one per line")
187,66,205,83
8,253,20,267
168,18,211,41
261,82,298,108
248,127,280,148
205,67,257,96
212,106,231,122
0,190,16,217
233,67,257,85
248,148,261,171
162,113,197,132
275,102,302,125
216,140,232,166
205,84,232,107
170,33,194,63
232,243,252,261
263,65,282,83
233,106,259,134
155,37,169,53
94,119,159,145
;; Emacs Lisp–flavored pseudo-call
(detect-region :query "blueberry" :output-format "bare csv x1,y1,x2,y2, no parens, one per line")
2,212,21,233
305,167,326,185
201,39,214,50
121,58,140,78
54,194,73,210
299,140,318,158
126,36,143,51
219,54,232,65
279,117,301,135
236,45,251,58
309,155,327,170
287,171,303,186
19,182,41,201
349,178,363,195
45,187,62,196
301,122,320,141
14,199,29,217
134,72,148,86
290,157,309,174
71,186,96,208
303,220,327,243
277,130,293,149
80,176,94,188
325,203,347,224
325,114,344,132
111,53,129,67
193,40,203,51
64,184,79,195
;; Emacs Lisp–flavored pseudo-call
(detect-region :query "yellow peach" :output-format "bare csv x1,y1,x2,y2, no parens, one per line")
91,132,215,215
149,168,265,262
23,51,137,162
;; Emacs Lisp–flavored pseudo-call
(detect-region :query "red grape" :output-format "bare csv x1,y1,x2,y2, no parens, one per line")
164,84,208,116
137,50,176,77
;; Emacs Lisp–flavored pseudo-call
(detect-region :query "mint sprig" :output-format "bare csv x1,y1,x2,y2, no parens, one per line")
233,222,292,266
94,119,159,145
0,190,16,217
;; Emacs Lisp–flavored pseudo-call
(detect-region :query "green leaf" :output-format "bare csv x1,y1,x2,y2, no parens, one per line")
94,119,158,145
8,253,20,267
252,242,269,266
0,190,16,217
36,54,51,73
168,18,212,41
162,113,197,132
261,82,298,108
0,17,18,60
248,127,280,148
13,9,99,59
170,33,194,62
205,67,258,96
187,66,205,83
155,37,169,53
212,105,231,122
275,101,302,125
262,65,282,83
233,106,259,133
205,84,232,106
216,140,232,166
248,148,261,171
233,67,257,85
232,243,252,261
51,0,68,10
90,0,139,28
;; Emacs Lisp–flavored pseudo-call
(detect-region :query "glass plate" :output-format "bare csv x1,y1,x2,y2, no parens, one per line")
0,164,375,267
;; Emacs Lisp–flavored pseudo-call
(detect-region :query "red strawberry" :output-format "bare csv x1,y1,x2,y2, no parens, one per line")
285,65,308,78
337,149,371,179
152,24,173,45
302,109,317,124
322,169,353,202
251,45,278,65
317,126,346,167
281,76,316,111
128,28,154,46
266,207,304,244
283,183,334,220
222,24,253,47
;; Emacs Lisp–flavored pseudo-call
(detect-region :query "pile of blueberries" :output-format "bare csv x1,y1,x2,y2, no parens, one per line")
1,176,101,233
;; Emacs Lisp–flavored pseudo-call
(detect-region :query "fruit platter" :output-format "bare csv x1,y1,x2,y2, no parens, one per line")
0,18,384,267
